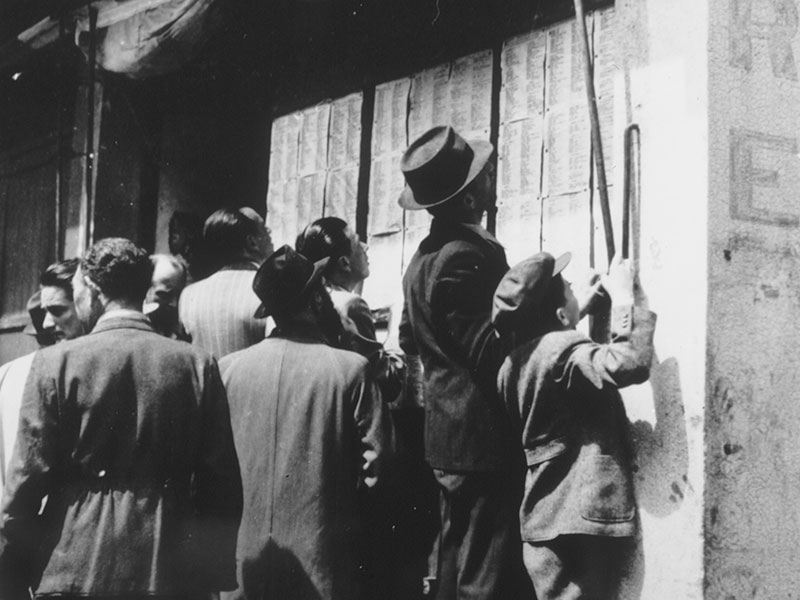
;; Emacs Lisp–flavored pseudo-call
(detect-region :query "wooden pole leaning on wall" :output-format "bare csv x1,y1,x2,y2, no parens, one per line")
84,3,98,250
573,0,615,263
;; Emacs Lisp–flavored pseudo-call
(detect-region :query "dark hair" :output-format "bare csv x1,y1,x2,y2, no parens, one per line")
295,217,352,277
40,258,80,299
80,238,153,304
168,211,204,255
204,207,264,265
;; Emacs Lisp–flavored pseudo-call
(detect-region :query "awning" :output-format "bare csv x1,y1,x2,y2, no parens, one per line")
3,0,227,78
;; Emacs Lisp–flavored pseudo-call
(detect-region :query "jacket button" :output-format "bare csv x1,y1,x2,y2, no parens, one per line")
98,469,107,478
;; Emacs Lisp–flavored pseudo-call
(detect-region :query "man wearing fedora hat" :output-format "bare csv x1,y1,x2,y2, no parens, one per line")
398,126,530,599
219,245,391,600
494,253,656,599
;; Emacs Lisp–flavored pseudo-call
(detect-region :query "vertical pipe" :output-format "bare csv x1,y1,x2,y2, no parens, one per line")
54,13,66,261
84,4,98,250
573,0,615,262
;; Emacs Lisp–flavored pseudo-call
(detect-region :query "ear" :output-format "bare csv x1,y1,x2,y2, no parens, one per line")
555,306,570,327
337,254,351,273
244,233,259,253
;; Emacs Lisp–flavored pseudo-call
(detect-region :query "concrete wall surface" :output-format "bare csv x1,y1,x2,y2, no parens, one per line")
599,0,708,597
706,0,800,597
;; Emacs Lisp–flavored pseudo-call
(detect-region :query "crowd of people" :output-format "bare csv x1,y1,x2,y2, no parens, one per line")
0,125,656,600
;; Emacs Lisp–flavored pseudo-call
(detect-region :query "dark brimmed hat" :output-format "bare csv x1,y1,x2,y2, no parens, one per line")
492,252,571,334
253,245,329,318
398,125,494,211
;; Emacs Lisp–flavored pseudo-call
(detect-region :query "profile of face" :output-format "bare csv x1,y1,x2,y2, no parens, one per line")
40,285,83,342
344,227,369,283
557,277,581,330
146,260,185,308
71,268,104,333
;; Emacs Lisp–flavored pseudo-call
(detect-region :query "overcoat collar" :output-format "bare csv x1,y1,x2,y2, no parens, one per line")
422,218,505,256
91,310,155,335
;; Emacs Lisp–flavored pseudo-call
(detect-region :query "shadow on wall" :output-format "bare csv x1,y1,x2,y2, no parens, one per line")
629,355,690,516
618,356,689,599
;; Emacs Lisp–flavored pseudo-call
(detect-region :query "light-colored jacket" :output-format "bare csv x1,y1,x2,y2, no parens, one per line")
498,305,656,542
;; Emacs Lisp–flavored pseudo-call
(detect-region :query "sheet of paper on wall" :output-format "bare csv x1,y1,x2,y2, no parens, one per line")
329,92,363,170
543,20,591,197
593,7,618,175
408,63,450,144
368,153,405,234
267,178,300,248
325,165,358,225
498,117,543,200
373,78,410,157
297,172,326,231
501,30,546,124
450,49,493,141
541,192,592,277
362,231,405,337
298,103,331,177
496,197,542,266
269,112,301,183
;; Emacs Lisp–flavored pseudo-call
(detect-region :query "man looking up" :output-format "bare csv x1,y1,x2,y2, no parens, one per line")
0,237,242,600
179,206,274,358
398,126,530,599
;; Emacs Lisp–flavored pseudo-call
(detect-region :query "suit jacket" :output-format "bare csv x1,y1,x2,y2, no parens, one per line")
0,312,243,597
498,305,656,542
219,326,391,600
179,262,266,358
399,218,512,472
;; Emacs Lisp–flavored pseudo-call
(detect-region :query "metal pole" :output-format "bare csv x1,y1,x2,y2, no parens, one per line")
622,124,641,260
84,4,98,250
573,0,615,262
54,13,66,260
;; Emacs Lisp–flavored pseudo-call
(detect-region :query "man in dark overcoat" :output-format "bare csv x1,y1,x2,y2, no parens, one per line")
219,245,391,600
398,126,529,599
0,237,243,600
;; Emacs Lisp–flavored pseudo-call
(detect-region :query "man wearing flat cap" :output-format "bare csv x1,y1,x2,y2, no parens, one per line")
398,126,530,599
219,245,392,600
494,253,656,599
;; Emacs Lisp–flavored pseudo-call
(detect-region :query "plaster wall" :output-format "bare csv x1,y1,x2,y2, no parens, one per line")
595,0,708,597
706,0,800,597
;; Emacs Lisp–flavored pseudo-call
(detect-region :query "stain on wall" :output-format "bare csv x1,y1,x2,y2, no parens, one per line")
708,0,800,594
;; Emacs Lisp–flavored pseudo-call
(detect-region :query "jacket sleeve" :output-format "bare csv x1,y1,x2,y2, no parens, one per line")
352,371,394,489
191,358,244,592
0,353,57,598
346,295,377,341
557,306,657,391
398,300,417,355
430,245,508,388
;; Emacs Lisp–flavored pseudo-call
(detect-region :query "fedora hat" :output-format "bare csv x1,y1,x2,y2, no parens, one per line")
492,252,571,335
253,245,330,318
398,125,494,210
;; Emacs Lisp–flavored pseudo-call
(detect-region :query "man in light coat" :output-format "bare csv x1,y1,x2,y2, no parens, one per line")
220,245,391,600
0,237,242,600
179,206,273,358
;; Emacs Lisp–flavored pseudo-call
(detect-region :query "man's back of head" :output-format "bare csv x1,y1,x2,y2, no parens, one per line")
72,238,153,333
204,207,273,270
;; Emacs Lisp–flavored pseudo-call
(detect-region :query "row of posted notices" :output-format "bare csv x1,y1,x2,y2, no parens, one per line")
265,7,618,315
